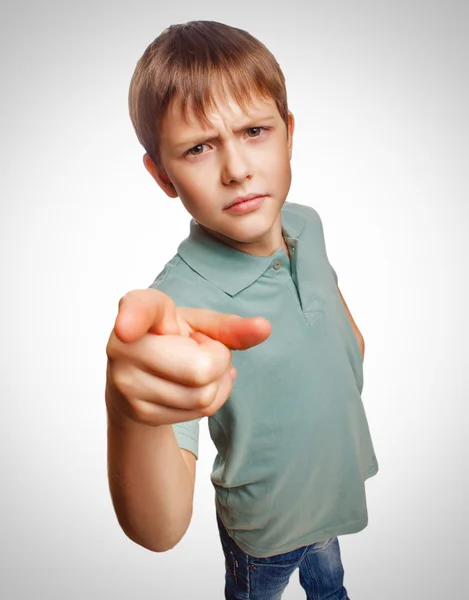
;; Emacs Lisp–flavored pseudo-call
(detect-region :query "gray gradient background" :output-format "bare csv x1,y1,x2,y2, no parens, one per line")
1,0,467,598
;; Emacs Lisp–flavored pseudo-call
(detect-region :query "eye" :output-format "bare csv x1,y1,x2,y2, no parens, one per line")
186,144,207,156
246,126,265,137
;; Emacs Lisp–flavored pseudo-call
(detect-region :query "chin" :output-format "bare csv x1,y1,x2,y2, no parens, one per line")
227,223,278,246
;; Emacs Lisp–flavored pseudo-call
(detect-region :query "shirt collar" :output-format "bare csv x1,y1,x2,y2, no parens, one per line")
177,202,307,296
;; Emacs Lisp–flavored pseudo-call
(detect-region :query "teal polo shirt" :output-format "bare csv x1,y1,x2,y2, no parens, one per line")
149,201,379,558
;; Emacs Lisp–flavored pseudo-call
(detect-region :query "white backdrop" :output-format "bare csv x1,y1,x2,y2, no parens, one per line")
1,0,468,598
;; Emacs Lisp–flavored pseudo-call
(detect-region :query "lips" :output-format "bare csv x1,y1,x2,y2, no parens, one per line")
225,194,266,209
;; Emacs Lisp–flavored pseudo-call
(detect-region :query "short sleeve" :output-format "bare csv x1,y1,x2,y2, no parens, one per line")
172,418,202,459
330,264,338,286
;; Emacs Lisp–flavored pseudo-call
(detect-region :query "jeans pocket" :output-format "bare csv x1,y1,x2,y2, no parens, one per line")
220,537,239,583
247,549,304,592
249,546,305,570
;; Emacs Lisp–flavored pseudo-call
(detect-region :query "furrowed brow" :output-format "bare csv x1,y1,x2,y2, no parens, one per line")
175,115,277,150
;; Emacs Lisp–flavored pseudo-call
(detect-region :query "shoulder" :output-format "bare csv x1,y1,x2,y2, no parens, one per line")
283,201,323,225
283,202,325,242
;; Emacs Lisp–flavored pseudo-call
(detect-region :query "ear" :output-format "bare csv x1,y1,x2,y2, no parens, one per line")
287,111,295,160
143,153,179,198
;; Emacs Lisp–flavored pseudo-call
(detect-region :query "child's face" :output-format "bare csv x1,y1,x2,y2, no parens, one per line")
144,91,295,256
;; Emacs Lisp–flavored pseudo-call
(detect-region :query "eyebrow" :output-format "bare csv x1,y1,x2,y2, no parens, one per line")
174,115,277,150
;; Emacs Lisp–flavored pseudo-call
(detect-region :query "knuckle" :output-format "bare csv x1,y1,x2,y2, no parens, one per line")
194,384,216,409
189,355,214,386
198,383,229,417
112,364,134,396
198,402,216,417
132,398,153,422
127,396,156,425
124,396,139,418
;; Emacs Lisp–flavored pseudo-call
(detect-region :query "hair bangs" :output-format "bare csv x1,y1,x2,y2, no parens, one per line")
175,66,279,130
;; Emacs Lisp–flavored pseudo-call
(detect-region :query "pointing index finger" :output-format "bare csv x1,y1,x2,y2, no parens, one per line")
179,308,272,350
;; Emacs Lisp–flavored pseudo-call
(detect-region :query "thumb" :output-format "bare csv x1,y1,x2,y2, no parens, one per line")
114,288,180,343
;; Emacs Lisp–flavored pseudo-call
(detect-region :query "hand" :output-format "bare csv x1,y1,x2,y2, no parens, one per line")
105,288,272,427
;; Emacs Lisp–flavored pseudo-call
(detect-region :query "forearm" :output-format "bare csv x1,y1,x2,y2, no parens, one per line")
106,387,194,552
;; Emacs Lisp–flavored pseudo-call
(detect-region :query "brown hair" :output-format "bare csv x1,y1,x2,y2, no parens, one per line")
128,20,289,169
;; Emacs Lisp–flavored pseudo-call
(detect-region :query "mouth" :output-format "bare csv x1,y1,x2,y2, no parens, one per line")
225,194,267,210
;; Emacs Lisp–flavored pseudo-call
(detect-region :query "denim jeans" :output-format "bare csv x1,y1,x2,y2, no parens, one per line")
216,512,350,600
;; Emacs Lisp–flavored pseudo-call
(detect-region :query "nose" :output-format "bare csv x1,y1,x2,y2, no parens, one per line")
220,142,253,185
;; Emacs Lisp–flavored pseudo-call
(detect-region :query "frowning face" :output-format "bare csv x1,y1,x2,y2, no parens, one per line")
144,92,295,257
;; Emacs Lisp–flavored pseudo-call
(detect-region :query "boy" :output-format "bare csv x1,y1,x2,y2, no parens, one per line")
105,20,379,599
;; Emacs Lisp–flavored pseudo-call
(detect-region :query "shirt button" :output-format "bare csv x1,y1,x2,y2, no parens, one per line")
273,260,282,270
